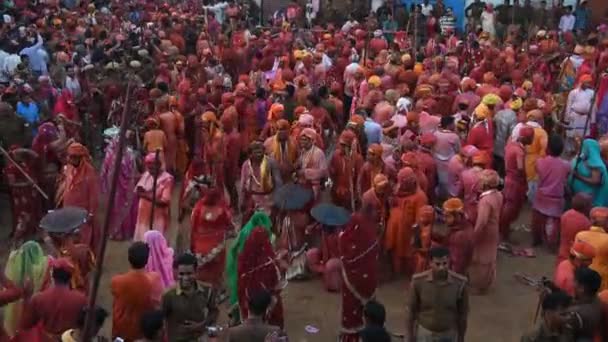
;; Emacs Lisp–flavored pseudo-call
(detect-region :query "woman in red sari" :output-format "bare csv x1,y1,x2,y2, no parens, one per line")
339,212,379,342
190,188,233,287
237,227,284,328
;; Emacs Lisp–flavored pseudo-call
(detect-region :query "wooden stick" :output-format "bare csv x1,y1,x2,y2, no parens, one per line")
0,146,49,200
149,149,161,230
81,80,132,342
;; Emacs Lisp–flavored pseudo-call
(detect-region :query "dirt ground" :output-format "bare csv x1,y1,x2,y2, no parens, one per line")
0,187,553,341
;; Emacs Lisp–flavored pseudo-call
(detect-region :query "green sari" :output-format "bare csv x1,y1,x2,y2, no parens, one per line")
225,212,274,318
3,241,50,337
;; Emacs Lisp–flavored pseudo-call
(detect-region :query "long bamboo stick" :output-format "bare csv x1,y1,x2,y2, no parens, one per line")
81,80,132,342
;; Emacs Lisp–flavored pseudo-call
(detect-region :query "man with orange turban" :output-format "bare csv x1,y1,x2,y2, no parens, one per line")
500,126,534,242
361,174,391,235
385,167,428,275
260,103,285,140
470,169,503,294
240,141,283,223
57,143,100,252
295,128,327,200
460,151,487,225
358,143,396,197
264,119,297,183
440,198,474,274
194,112,226,196
554,240,596,296
575,207,608,291
329,130,364,211
565,74,595,154
466,103,494,167
401,151,429,195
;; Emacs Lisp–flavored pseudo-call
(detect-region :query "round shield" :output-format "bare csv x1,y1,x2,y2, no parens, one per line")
273,183,313,211
311,203,351,227
39,206,88,233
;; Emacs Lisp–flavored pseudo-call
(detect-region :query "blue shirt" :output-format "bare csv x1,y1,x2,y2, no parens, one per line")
16,101,39,134
19,34,47,74
364,118,382,147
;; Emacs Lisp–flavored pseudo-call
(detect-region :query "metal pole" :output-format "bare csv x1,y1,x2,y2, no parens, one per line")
81,80,132,342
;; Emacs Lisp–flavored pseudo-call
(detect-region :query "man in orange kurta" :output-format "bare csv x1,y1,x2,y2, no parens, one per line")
361,174,390,235
57,143,100,253
329,130,364,211
112,242,161,341
385,167,428,276
264,119,297,183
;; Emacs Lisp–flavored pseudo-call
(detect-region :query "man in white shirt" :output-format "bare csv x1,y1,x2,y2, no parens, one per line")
559,6,575,32
565,75,595,153
421,0,433,17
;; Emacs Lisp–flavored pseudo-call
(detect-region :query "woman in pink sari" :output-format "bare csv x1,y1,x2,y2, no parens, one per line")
143,230,175,290
100,135,139,240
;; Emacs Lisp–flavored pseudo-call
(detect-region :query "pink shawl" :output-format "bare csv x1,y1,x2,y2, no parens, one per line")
144,230,175,289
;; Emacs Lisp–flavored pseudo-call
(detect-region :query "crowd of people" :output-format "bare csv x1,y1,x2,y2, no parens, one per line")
2,0,608,340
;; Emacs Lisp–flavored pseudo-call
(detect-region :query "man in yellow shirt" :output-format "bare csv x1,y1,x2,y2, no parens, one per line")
523,109,548,203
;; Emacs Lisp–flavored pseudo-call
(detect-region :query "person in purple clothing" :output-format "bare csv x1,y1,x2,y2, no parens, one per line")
532,135,571,247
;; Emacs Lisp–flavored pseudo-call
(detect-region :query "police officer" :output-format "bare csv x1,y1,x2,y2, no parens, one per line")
405,246,468,342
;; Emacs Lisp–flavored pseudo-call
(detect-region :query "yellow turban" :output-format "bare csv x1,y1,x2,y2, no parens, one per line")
482,94,501,106
474,104,491,120
510,98,523,110
522,80,533,91
294,50,306,60
368,76,382,88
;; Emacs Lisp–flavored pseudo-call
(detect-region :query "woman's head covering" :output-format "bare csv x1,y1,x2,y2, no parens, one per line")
67,142,91,160
4,241,49,336
144,230,175,289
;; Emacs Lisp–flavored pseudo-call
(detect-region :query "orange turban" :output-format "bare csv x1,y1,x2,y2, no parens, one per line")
590,207,608,221
367,143,384,157
373,174,389,189
267,103,285,120
526,109,544,121
472,151,489,166
350,114,365,126
461,78,477,92
294,106,308,118
67,143,90,158
571,240,596,260
443,198,464,213
201,111,217,123
580,74,593,84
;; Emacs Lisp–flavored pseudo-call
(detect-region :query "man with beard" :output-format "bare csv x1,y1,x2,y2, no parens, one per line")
406,247,469,342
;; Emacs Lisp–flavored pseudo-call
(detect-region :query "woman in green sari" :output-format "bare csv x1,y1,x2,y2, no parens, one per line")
3,241,51,337
225,211,274,325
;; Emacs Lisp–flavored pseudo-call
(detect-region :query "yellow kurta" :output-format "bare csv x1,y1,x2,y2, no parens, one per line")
575,227,608,291
525,127,548,181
